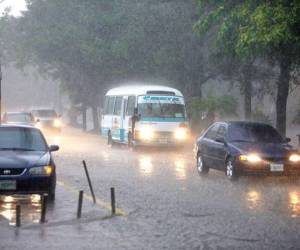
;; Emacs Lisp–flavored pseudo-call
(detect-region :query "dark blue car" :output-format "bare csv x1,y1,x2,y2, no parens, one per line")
0,125,59,200
195,121,300,180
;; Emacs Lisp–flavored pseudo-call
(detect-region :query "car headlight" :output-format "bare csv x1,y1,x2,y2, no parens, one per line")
174,128,187,140
239,154,262,163
29,166,53,176
53,119,62,128
139,126,154,141
289,154,300,162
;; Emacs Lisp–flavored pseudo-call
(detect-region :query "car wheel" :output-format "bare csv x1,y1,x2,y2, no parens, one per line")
197,153,209,175
48,191,55,202
225,158,238,181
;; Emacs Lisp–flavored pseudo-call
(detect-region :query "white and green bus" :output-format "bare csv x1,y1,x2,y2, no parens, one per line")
101,85,189,147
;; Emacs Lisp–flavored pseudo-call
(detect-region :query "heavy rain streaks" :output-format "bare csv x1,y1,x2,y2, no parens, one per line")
0,0,300,250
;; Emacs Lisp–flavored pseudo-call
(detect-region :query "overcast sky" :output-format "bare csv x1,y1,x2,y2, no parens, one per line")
0,0,27,17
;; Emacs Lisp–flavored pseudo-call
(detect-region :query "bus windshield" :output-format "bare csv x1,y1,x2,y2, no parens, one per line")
137,95,186,119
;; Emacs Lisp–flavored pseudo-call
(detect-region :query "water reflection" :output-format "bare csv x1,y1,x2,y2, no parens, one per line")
139,155,153,176
101,151,110,162
289,191,300,218
246,190,261,210
174,158,186,180
0,195,42,225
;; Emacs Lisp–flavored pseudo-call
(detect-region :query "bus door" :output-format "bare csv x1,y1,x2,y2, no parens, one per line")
120,96,128,142
111,96,123,141
123,96,136,142
102,96,115,137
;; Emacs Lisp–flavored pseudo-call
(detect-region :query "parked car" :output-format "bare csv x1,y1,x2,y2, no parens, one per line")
195,121,300,181
0,125,59,200
2,112,36,126
32,108,63,132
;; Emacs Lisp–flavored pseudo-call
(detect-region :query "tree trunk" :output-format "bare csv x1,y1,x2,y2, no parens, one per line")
92,105,99,132
190,81,202,98
82,104,87,131
244,79,252,120
276,59,291,137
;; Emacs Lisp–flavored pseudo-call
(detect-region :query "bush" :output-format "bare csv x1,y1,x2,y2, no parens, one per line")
187,95,238,132
251,108,272,124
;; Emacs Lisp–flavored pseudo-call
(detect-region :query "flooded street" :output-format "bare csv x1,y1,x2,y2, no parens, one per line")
0,128,299,249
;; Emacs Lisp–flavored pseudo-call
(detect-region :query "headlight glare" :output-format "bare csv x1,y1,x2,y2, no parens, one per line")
53,119,62,128
29,166,53,176
139,126,154,141
239,154,262,163
174,128,187,140
289,154,300,162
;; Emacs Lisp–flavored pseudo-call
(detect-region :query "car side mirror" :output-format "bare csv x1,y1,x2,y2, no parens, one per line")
49,145,59,152
215,137,225,144
285,137,291,143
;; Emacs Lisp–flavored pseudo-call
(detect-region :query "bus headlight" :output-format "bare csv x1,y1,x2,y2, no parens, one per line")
174,128,187,140
53,119,62,128
35,122,42,129
29,166,53,176
139,126,154,141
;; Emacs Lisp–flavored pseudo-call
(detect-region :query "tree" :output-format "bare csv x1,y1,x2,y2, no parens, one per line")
194,0,300,136
2,0,209,131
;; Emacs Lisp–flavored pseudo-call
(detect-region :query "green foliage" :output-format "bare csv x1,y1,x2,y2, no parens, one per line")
194,0,300,135
188,95,237,122
251,108,271,124
293,101,300,125
3,0,204,107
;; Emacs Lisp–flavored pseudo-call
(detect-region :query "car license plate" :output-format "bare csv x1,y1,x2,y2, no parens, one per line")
0,180,16,190
270,163,284,172
158,138,168,144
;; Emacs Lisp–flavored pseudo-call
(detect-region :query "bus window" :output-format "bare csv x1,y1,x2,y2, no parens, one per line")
104,97,109,114
107,96,115,115
126,96,135,116
114,96,123,115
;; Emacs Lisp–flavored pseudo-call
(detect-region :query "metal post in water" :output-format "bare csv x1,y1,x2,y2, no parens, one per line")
40,194,48,223
82,160,96,204
77,190,84,219
16,205,21,227
110,187,116,215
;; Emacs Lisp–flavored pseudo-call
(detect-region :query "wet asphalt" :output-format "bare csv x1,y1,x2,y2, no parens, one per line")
1,128,300,250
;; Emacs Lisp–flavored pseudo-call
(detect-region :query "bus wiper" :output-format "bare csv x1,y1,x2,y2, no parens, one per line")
157,99,165,117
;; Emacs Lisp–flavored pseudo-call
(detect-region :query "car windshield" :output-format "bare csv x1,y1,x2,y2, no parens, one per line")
228,123,284,143
33,110,57,117
0,127,47,151
6,113,33,123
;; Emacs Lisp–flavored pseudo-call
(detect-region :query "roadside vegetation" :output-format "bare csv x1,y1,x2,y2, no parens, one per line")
0,0,299,135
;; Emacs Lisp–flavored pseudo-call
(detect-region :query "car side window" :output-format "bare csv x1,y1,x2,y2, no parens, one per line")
216,125,226,140
205,124,219,140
